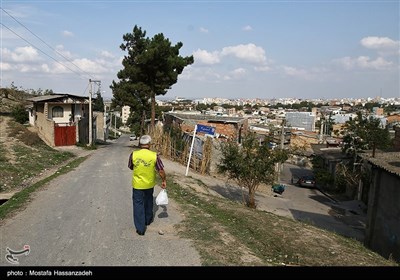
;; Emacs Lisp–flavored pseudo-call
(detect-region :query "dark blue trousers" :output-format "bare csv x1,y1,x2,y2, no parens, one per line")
132,188,154,233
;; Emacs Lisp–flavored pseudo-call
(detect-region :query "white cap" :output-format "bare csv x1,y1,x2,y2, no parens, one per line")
139,135,152,145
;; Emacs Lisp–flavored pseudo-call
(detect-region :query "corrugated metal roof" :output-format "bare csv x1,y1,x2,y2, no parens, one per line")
363,151,400,176
27,93,90,103
27,95,64,102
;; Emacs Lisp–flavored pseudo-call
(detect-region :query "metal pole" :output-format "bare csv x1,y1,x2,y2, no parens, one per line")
114,113,117,137
277,119,285,182
88,80,92,146
103,104,107,141
186,125,197,176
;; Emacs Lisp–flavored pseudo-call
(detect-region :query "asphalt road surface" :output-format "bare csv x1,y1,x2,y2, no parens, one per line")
0,137,201,266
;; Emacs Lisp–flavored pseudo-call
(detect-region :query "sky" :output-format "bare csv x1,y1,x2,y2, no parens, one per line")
1,0,399,101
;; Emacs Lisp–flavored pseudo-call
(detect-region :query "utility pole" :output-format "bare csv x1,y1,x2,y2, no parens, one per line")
88,79,101,146
103,103,107,141
114,112,117,138
276,119,286,182
320,119,324,141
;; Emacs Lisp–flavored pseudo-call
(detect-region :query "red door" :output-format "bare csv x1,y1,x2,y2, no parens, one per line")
54,125,76,146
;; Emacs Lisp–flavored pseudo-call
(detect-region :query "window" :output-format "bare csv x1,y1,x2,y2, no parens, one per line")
52,106,64,118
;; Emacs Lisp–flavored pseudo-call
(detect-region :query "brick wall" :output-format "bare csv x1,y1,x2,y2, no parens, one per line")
35,104,55,146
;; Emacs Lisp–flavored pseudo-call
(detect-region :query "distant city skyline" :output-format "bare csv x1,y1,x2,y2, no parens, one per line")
1,1,399,100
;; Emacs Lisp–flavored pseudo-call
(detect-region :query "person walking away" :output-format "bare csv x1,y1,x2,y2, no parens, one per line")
128,135,167,236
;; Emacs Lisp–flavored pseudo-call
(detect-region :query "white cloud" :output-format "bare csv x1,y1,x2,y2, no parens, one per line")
333,56,393,70
199,27,209,33
282,66,315,80
361,36,400,56
55,45,74,59
254,65,271,72
7,46,41,62
193,49,220,65
179,65,222,82
100,50,115,58
0,62,13,71
361,36,398,50
227,67,247,80
62,30,74,37
177,65,193,80
242,25,252,31
356,56,393,70
41,64,50,73
192,43,267,67
69,58,108,74
221,43,266,64
19,64,35,73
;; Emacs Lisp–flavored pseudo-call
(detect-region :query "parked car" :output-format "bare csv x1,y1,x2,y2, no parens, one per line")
292,175,317,188
296,175,316,188
129,134,137,141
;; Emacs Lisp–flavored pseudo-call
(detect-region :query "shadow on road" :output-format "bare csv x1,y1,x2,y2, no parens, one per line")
289,208,364,242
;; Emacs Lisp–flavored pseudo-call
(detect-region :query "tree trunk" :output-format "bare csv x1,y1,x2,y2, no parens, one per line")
248,187,257,209
140,110,146,135
150,92,156,133
372,142,376,158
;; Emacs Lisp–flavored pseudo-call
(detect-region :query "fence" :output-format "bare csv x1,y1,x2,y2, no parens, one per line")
151,125,213,175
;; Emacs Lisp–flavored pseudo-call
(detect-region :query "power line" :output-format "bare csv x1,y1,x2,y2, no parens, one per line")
1,22,92,81
1,8,96,80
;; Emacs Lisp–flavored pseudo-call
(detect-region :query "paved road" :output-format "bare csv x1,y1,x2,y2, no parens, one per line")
0,136,201,266
266,163,365,241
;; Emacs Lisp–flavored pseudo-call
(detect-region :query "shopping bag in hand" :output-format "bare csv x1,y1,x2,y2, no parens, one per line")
156,189,168,206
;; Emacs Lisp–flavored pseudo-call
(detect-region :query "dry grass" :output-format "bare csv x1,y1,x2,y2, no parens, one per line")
167,174,397,266
0,117,75,193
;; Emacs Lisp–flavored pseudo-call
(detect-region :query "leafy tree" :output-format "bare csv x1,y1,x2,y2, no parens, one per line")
195,103,208,111
111,25,194,132
311,155,335,189
363,102,380,112
93,90,105,112
217,133,288,208
342,112,390,158
384,104,400,114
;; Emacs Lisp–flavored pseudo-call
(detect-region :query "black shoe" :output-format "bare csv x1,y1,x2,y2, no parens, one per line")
145,218,154,226
136,230,145,236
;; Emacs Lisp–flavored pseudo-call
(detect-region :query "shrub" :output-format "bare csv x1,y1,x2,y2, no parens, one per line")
11,104,29,124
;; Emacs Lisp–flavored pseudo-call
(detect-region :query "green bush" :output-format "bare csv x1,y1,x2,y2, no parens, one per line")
11,104,29,124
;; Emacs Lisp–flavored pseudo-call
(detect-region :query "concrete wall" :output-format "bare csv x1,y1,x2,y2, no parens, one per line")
365,167,400,261
94,111,105,141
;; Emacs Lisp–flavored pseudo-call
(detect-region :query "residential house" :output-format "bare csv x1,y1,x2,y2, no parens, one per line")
311,144,352,192
27,94,96,146
286,112,316,131
363,151,400,262
121,105,130,125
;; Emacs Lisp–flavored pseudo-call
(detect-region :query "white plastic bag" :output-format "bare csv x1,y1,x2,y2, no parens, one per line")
156,189,169,206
